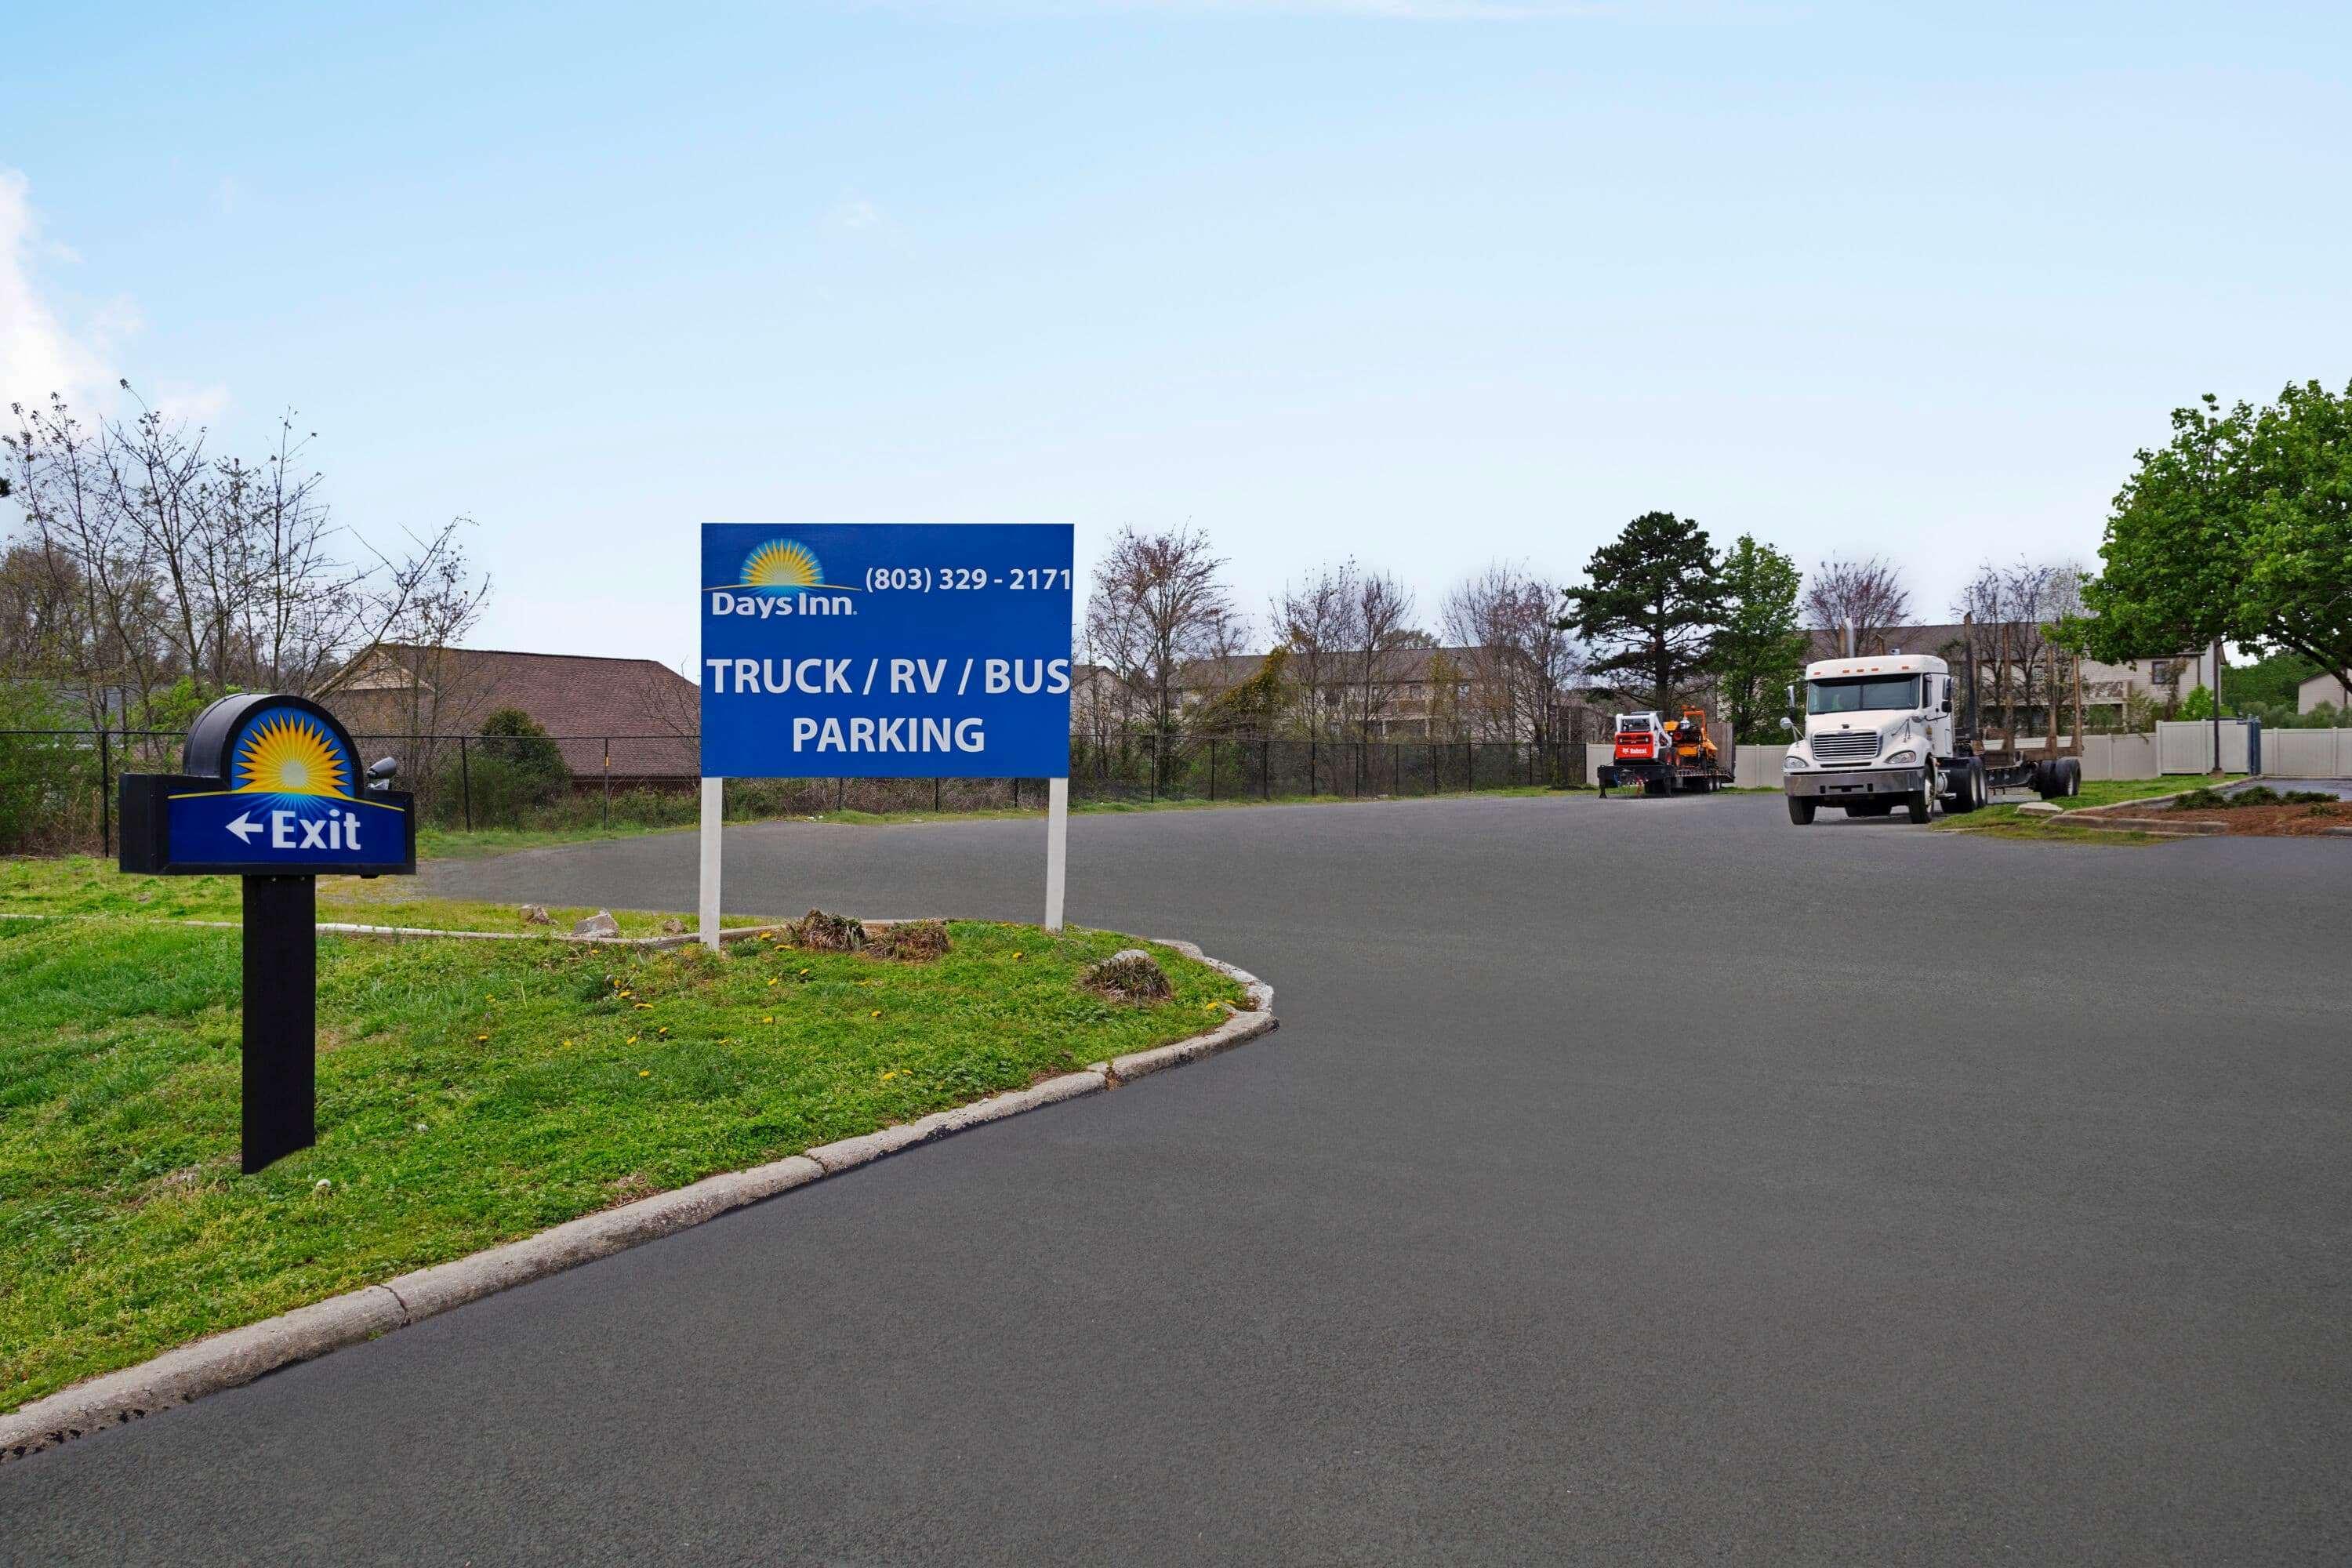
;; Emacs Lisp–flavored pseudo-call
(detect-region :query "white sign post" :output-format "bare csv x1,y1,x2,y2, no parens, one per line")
699,775,723,950
1044,777,1069,932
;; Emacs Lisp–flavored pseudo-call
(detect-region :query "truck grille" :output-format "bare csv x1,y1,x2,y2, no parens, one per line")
1810,731,1881,763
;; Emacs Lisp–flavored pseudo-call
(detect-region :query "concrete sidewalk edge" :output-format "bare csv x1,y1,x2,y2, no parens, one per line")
0,938,1276,1466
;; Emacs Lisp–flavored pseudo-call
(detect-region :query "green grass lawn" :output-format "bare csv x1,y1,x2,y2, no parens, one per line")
0,887,1246,1414
0,857,775,938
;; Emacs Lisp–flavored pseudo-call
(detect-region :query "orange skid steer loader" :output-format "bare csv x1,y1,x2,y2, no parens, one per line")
1597,708,1732,796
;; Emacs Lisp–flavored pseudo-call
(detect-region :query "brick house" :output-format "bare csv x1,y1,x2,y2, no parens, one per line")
319,644,700,783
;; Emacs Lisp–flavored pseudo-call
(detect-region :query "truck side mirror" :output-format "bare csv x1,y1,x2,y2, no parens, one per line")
1780,716,1796,735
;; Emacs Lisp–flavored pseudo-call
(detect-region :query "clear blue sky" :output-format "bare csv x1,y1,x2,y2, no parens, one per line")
6,1,2348,670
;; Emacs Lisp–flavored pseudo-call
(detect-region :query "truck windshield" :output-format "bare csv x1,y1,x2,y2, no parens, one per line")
1808,676,1921,714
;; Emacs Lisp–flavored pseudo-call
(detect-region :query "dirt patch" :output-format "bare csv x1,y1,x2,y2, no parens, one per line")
2155,800,2352,837
2086,794,2352,837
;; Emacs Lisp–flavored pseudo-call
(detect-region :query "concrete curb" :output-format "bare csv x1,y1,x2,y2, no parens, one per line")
0,911,797,950
0,936,1276,1466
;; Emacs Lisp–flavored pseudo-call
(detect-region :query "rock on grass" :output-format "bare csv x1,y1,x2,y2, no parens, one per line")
1083,948,1173,1004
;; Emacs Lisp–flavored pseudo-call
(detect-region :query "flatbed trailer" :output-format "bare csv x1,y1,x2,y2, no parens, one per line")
1596,758,1734,796
1597,710,1734,796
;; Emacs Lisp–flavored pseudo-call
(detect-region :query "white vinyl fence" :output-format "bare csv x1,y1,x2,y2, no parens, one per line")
1584,724,2352,787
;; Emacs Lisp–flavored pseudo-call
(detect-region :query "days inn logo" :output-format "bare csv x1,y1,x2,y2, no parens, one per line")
707,535,858,619
739,539,826,593
234,710,356,801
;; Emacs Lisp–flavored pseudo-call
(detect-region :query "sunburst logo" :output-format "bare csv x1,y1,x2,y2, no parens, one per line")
740,539,825,593
234,711,352,799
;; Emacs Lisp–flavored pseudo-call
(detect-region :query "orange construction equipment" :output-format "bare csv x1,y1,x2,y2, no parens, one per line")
1601,706,1731,796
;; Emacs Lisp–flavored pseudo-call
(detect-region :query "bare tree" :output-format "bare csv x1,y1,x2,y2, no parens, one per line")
1803,557,1913,655
1351,568,1421,744
1083,524,1240,753
5,389,488,751
1271,561,1359,739
5,394,174,737
1953,559,2088,745
1442,562,1581,744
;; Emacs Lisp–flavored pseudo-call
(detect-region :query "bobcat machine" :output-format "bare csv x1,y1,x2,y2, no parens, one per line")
1780,652,2082,825
1598,707,1733,796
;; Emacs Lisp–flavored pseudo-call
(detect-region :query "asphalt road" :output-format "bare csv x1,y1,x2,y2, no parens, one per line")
8,795,2350,1564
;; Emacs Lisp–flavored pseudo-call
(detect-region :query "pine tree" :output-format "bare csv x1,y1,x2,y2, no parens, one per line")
1557,511,1725,716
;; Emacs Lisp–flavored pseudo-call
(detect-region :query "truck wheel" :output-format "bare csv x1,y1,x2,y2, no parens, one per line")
2033,760,2063,800
1788,796,1816,826
2060,757,2082,797
1951,758,1984,813
1907,769,1933,824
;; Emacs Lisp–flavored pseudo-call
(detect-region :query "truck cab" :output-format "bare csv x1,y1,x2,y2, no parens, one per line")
1781,655,1957,825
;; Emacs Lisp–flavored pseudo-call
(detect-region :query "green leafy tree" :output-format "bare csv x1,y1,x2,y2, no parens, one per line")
452,707,570,823
1189,646,1290,739
477,707,567,780
2085,381,2352,698
1557,510,1725,715
2239,381,2352,694
1714,535,1809,741
2222,650,2320,713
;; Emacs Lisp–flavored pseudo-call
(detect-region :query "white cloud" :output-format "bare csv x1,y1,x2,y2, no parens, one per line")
826,196,884,232
0,169,147,420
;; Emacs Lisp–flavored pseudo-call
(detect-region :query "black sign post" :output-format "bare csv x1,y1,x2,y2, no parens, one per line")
120,694,416,1174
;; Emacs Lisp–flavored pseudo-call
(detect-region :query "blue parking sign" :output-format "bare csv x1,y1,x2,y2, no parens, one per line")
699,524,1074,779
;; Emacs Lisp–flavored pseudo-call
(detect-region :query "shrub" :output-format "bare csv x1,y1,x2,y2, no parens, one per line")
0,685,96,853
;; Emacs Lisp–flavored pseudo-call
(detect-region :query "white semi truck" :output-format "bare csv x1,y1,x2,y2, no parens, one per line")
1781,652,2082,825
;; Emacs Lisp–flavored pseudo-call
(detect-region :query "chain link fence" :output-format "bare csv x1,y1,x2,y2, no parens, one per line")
1,728,1581,855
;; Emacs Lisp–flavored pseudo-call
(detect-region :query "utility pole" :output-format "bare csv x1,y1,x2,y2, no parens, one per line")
2212,637,2225,775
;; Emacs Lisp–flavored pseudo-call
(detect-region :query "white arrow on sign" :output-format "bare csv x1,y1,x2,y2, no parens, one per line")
225,811,263,845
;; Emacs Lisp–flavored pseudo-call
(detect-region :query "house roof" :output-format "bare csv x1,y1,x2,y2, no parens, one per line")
323,644,699,775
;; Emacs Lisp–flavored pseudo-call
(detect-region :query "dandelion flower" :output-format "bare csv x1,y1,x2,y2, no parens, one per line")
639,1069,651,1078
870,1010,881,1018
474,1033,489,1042
627,1034,640,1045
